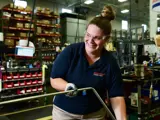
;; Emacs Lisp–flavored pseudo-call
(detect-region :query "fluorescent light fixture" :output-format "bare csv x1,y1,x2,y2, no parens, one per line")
121,9,129,13
13,0,27,8
157,18,160,20
118,0,127,2
62,8,72,13
84,0,94,4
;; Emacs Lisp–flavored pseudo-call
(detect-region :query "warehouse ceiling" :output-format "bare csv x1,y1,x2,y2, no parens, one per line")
46,0,150,22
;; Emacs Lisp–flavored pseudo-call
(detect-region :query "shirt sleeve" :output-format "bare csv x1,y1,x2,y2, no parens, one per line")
50,45,72,79
108,58,124,98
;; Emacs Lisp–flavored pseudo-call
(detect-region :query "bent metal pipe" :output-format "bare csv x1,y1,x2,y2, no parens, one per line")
0,87,116,120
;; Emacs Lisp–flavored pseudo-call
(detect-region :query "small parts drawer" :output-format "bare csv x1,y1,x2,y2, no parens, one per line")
26,80,32,85
26,73,32,78
26,88,32,93
32,72,38,77
37,72,42,77
37,80,42,84
32,87,37,92
14,81,20,87
17,88,26,94
19,81,26,86
3,82,14,88
37,86,43,91
32,80,38,84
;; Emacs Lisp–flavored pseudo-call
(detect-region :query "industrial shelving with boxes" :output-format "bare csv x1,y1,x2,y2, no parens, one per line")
1,3,34,49
0,3,45,102
0,2,64,103
0,67,43,100
35,6,61,65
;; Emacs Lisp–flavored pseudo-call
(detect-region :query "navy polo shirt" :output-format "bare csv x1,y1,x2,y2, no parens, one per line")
50,42,124,114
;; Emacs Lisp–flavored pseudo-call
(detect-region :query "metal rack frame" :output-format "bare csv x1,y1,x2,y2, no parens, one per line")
0,87,116,120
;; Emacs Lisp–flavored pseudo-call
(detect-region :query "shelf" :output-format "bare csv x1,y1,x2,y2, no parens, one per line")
36,24,61,28
2,8,32,14
36,48,55,51
2,84,43,91
7,54,37,59
117,39,155,45
3,26,34,31
29,68,41,72
2,77,42,83
5,36,28,40
1,91,43,99
5,68,41,73
42,56,54,60
2,16,34,22
36,24,55,28
36,33,61,37
36,13,58,19
53,43,61,46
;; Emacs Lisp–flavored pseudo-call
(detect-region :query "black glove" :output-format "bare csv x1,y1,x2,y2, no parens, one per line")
65,83,78,97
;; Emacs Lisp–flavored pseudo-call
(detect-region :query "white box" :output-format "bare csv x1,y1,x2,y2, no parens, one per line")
15,46,34,57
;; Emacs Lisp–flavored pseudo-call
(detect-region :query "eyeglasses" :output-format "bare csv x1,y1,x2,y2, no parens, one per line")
85,32,110,41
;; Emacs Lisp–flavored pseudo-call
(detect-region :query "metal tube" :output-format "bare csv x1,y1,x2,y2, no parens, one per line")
0,87,116,120
137,82,142,120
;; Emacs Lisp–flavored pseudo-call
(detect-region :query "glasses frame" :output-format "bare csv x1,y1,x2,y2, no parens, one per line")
84,31,110,41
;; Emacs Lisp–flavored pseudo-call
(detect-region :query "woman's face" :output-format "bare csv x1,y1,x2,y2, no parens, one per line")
84,24,108,54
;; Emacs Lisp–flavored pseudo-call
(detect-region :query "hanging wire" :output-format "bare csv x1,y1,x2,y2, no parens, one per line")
27,0,36,47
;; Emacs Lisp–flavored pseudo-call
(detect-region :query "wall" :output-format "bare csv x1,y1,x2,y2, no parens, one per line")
0,0,11,8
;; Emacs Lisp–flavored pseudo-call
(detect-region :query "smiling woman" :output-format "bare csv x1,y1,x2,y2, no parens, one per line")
50,5,127,120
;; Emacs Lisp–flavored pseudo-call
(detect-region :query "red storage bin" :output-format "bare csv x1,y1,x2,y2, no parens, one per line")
17,88,26,94
26,73,32,78
37,72,42,77
2,74,7,80
26,88,32,93
37,80,42,84
32,80,37,84
19,73,26,78
26,80,32,85
32,87,37,92
13,73,19,79
14,81,20,87
32,72,37,77
38,86,43,91
19,81,26,86
6,73,13,80
3,82,14,88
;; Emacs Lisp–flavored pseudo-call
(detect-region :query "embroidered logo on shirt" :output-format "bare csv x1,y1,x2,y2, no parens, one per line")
93,72,105,77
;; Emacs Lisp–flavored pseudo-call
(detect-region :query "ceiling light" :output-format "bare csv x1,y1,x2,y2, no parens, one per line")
118,0,127,2
121,9,129,13
84,0,94,4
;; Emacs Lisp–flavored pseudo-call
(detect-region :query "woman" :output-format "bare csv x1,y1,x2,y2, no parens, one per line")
50,5,127,120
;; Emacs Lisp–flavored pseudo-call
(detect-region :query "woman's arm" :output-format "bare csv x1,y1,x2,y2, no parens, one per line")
50,78,68,91
50,45,73,91
110,97,127,120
